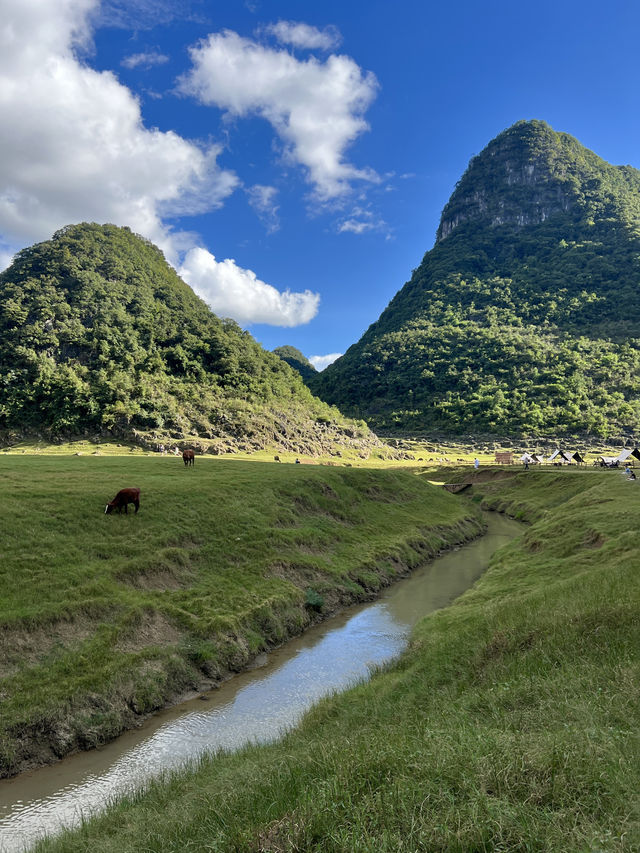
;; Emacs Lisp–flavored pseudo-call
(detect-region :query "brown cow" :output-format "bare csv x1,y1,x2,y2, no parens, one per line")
105,487,140,514
182,449,195,466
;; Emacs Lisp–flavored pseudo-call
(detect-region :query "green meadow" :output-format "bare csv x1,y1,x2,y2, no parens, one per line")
0,454,480,776
33,467,640,853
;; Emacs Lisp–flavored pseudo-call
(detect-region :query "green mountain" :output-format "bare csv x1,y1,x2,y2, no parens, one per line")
316,120,640,438
0,223,377,455
273,345,318,382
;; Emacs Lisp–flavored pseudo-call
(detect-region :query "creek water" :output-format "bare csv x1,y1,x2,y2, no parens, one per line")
0,511,523,852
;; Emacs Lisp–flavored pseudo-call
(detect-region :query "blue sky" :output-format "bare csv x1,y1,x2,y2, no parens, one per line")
2,1,640,368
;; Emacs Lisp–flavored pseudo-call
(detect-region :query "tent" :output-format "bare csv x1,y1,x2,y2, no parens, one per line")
520,452,543,465
548,449,573,464
599,456,619,468
616,447,640,464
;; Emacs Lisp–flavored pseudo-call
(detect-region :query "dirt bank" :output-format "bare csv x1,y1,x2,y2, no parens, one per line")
1,512,483,779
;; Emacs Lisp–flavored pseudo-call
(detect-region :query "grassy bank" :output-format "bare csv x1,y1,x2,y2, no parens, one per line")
36,468,640,852
0,455,481,777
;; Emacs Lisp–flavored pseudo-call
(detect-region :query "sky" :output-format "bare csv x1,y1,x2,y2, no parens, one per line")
2,1,640,369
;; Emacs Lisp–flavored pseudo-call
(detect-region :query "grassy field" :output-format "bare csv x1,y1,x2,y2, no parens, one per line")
2,435,634,470
33,466,640,853
0,454,481,777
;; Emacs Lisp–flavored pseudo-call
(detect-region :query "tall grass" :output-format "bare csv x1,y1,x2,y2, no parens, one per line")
0,455,479,775
35,468,640,852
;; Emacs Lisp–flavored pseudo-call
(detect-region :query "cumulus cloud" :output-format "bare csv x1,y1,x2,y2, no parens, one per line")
309,353,342,370
0,0,236,250
246,184,280,233
179,247,320,327
177,30,379,200
263,21,341,51
121,51,170,69
0,0,317,328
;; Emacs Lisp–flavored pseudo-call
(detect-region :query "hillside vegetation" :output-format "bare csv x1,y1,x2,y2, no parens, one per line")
317,120,640,438
37,468,640,853
273,345,318,382
0,223,376,457
0,455,480,776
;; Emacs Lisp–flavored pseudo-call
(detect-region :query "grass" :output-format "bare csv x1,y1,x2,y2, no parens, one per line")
33,467,640,852
0,454,480,776
2,435,633,470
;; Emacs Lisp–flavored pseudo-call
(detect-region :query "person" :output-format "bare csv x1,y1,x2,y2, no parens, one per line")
474,458,480,470
629,471,636,481
624,465,631,475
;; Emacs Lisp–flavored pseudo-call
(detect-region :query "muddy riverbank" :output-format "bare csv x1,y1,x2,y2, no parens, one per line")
0,459,485,781
0,511,524,852
3,512,483,782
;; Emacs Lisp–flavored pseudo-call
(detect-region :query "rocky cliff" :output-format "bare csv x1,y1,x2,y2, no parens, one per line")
436,119,640,241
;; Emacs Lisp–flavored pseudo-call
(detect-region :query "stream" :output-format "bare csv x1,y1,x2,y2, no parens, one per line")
0,511,523,852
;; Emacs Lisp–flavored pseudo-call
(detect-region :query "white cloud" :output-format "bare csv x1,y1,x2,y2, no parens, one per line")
309,353,342,370
121,51,170,69
99,0,204,29
177,30,379,201
338,205,388,235
179,247,320,327
263,21,341,51
0,0,235,250
0,0,317,328
339,219,375,235
246,184,280,233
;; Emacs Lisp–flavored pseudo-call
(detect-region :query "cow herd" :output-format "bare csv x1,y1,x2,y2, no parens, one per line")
105,449,196,515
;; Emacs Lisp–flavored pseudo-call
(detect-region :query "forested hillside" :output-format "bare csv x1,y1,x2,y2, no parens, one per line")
0,224,374,455
316,120,640,437
273,345,318,382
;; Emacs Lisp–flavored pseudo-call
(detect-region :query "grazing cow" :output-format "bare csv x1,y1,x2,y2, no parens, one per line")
183,449,195,466
105,487,140,514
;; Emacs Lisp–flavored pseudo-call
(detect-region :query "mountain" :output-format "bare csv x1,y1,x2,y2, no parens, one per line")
315,120,640,438
273,345,318,382
0,223,379,456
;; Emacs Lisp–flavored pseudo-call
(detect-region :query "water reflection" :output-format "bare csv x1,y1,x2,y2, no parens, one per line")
0,512,522,852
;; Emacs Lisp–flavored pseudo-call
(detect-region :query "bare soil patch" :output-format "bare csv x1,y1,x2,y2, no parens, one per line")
116,612,182,653
0,619,102,679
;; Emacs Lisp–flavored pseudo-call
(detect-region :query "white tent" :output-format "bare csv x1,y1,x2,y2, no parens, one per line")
548,449,573,464
616,448,640,463
599,456,618,467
